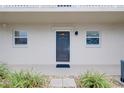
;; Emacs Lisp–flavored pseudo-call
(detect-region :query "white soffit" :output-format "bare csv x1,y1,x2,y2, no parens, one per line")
0,5,124,24
0,12,124,24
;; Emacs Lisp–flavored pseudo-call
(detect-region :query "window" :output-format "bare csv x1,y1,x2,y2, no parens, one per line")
86,31,100,47
13,31,28,47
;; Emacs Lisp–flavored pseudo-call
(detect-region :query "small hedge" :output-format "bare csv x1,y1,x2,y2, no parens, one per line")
79,71,111,88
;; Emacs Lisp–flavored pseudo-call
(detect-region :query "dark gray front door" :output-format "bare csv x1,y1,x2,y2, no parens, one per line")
56,31,70,62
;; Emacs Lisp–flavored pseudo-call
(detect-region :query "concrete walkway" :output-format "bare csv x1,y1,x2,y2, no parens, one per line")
49,78,76,88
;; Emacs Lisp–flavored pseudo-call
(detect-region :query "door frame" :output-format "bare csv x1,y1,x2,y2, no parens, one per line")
52,26,73,66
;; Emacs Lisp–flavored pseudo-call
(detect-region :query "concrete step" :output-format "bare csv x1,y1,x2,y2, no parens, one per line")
49,78,76,88
49,79,62,88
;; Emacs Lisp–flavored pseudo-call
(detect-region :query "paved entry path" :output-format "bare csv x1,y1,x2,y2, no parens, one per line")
49,78,77,88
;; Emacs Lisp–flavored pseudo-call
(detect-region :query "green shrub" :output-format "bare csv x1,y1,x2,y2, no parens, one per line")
0,64,9,80
8,71,48,88
0,64,49,88
79,71,111,88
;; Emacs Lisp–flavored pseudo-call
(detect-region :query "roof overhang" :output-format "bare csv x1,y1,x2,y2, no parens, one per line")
0,12,124,24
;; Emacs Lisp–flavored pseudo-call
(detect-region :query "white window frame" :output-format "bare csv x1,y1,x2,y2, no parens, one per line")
85,31,101,48
13,30,28,48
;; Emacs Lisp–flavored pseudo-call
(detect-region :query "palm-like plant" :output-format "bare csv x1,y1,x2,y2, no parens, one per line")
79,71,111,88
9,71,48,88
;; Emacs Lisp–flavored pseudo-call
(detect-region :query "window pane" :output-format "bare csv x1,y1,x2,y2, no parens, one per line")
15,31,27,37
87,31,99,37
15,38,27,44
87,38,99,45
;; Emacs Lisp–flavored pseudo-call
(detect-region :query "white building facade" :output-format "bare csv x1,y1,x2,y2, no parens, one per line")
0,5,124,75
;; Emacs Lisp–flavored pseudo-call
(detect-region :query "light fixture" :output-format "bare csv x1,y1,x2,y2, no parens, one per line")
75,31,78,35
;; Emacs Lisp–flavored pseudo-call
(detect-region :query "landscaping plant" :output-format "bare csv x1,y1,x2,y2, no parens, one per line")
0,64,9,80
79,71,111,88
9,71,48,88
0,64,48,88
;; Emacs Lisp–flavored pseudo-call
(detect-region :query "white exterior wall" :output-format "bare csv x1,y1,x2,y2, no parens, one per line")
0,24,124,75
